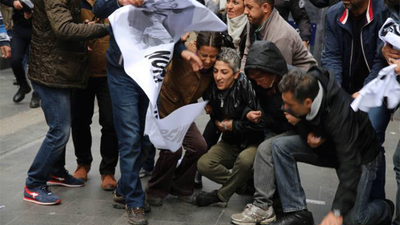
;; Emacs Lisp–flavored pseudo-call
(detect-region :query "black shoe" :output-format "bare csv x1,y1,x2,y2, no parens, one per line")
194,181,203,189
112,191,151,213
146,194,163,206
127,207,148,225
13,83,31,103
377,199,395,225
113,190,125,204
270,210,314,225
194,190,222,207
30,91,40,108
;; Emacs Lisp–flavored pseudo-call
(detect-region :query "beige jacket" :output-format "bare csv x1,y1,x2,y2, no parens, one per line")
241,9,317,71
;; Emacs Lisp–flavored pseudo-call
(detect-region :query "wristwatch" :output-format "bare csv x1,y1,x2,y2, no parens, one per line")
333,209,341,217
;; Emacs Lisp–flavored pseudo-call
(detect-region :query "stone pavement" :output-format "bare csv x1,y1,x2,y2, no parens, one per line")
0,68,398,225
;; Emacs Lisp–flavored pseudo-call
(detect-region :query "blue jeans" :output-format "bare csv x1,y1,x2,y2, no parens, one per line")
394,140,400,225
272,135,392,224
368,105,392,200
25,82,71,188
107,64,149,209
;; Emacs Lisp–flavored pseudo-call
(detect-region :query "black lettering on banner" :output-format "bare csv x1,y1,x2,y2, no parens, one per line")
145,51,171,83
159,124,191,143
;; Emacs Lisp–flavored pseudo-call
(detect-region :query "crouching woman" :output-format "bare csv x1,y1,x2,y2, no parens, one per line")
195,47,264,206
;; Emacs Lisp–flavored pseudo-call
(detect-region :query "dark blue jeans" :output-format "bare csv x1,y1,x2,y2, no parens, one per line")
25,82,71,188
272,135,392,224
368,104,392,200
71,77,118,175
107,64,149,208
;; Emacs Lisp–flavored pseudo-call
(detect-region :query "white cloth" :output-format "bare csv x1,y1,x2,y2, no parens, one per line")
379,18,400,50
109,0,226,151
351,64,400,112
227,14,248,51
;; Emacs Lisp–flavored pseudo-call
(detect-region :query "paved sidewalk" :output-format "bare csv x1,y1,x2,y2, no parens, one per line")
0,68,398,225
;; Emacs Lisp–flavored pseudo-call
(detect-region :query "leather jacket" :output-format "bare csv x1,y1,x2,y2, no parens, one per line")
204,73,264,148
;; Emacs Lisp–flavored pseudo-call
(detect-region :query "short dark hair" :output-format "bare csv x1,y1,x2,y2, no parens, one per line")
216,47,241,74
254,0,274,9
278,69,319,103
196,31,223,51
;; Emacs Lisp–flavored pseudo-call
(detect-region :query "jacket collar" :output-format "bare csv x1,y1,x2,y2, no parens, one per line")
339,0,374,25
254,9,277,40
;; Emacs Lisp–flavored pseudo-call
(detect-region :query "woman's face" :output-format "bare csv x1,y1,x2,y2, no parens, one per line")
213,60,239,90
197,46,220,70
226,0,245,19
247,69,277,89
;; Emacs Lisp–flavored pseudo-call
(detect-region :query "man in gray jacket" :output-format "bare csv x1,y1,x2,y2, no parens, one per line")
241,0,317,71
23,0,108,205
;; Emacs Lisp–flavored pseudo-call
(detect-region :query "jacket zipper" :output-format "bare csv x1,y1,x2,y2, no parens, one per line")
349,39,354,91
360,24,372,73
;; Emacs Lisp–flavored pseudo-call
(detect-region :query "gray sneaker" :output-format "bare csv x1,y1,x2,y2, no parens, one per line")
231,204,276,225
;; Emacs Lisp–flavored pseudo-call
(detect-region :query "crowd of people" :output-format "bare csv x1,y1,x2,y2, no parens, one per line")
0,0,399,225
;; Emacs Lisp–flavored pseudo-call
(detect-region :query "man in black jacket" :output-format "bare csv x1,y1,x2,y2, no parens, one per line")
269,67,393,225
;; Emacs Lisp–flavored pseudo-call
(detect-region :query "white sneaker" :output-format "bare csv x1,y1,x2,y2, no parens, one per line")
231,204,276,225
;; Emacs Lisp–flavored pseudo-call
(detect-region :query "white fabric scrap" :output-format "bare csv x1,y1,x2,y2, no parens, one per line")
351,64,400,112
379,18,400,50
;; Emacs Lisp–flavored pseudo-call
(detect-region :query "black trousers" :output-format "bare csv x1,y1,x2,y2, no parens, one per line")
10,30,30,85
71,77,118,175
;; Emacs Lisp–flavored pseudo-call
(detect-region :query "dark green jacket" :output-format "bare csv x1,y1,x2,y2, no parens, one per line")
28,0,108,89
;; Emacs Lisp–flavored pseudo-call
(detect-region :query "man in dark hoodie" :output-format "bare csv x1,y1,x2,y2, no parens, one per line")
268,67,393,225
231,41,293,225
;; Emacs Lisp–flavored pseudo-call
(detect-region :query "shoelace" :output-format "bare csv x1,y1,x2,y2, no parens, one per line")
39,186,53,195
131,207,145,215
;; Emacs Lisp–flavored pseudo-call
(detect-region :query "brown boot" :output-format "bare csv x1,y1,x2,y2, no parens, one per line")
101,174,117,191
73,164,91,181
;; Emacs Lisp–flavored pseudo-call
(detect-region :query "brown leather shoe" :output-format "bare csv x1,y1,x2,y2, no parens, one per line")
73,164,91,181
101,174,117,191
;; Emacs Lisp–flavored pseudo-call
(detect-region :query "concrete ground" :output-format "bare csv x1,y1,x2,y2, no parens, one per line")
0,68,398,225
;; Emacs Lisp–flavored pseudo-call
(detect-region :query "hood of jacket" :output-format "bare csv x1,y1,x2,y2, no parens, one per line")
307,66,340,105
245,41,288,77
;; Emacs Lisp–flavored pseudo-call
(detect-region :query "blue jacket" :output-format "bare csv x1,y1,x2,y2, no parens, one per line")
0,12,10,47
93,0,124,71
321,0,388,94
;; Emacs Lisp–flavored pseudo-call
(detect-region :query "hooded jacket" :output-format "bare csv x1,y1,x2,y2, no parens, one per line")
245,41,293,134
297,66,380,215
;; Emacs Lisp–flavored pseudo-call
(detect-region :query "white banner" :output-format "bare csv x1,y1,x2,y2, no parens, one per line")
145,101,208,151
108,0,226,151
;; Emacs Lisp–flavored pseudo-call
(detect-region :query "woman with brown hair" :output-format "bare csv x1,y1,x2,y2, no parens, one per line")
145,31,224,206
